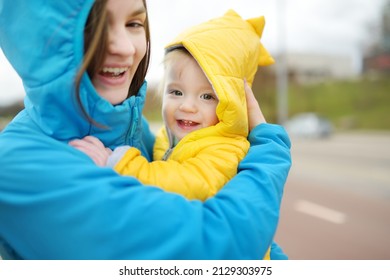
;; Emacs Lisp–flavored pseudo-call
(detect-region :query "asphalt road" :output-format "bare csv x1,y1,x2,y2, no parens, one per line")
275,132,390,260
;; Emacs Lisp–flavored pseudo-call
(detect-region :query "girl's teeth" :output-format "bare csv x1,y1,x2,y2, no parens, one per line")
102,67,128,75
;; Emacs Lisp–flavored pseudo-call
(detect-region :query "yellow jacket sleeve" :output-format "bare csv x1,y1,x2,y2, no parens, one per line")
114,142,246,201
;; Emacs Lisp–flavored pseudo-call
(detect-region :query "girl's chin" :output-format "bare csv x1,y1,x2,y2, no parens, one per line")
98,90,128,105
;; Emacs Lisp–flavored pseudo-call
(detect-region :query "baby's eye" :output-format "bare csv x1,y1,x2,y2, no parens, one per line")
169,90,183,96
201,93,216,100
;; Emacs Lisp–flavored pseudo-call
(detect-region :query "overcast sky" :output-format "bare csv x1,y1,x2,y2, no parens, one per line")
0,0,386,106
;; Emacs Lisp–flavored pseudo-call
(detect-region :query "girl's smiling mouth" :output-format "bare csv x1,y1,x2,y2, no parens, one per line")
99,67,129,78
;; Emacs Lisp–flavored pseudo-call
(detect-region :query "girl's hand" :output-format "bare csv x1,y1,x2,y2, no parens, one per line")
69,136,112,167
244,79,266,131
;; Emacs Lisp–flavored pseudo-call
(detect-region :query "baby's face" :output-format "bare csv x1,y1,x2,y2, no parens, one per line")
162,52,219,141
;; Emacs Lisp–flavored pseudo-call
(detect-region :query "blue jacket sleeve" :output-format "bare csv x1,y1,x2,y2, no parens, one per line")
270,241,288,260
0,123,291,259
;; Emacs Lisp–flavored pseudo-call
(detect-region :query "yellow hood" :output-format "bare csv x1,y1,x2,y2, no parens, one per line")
165,9,274,138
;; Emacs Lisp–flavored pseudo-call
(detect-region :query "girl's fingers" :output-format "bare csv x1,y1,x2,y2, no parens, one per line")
244,79,266,130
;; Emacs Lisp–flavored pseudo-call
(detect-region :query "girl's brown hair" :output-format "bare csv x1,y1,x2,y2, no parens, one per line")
75,0,151,125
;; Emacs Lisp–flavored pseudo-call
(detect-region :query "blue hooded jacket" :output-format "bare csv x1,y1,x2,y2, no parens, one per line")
0,0,291,259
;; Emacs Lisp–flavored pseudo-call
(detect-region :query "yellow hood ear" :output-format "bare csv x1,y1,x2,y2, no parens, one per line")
247,15,274,66
224,9,240,17
258,43,275,66
247,16,265,37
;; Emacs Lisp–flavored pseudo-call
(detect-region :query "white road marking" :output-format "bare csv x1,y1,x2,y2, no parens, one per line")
294,200,347,224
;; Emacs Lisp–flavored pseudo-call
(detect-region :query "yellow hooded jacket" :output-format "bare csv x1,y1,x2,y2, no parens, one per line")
116,10,274,199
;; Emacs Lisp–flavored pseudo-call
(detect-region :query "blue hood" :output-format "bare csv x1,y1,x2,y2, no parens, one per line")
0,0,146,148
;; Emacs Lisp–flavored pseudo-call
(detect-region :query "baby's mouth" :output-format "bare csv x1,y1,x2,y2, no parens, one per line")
178,120,199,127
99,67,129,78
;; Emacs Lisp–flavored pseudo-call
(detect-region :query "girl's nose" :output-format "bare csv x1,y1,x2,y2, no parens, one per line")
108,27,135,57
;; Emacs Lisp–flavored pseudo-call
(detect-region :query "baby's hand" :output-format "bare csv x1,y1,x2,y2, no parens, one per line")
69,136,112,167
244,79,266,131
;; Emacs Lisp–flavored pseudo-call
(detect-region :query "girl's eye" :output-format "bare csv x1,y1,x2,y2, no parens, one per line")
126,21,144,28
201,93,216,100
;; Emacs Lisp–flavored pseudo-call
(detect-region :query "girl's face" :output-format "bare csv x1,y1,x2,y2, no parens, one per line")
162,51,219,141
92,0,147,105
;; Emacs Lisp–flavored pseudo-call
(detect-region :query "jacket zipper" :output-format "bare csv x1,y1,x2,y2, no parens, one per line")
125,106,139,146
161,148,173,161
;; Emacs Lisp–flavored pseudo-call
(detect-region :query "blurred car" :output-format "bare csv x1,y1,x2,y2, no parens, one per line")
283,113,333,139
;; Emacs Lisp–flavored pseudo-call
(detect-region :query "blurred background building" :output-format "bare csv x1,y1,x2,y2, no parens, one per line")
363,1,390,73
277,53,355,84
